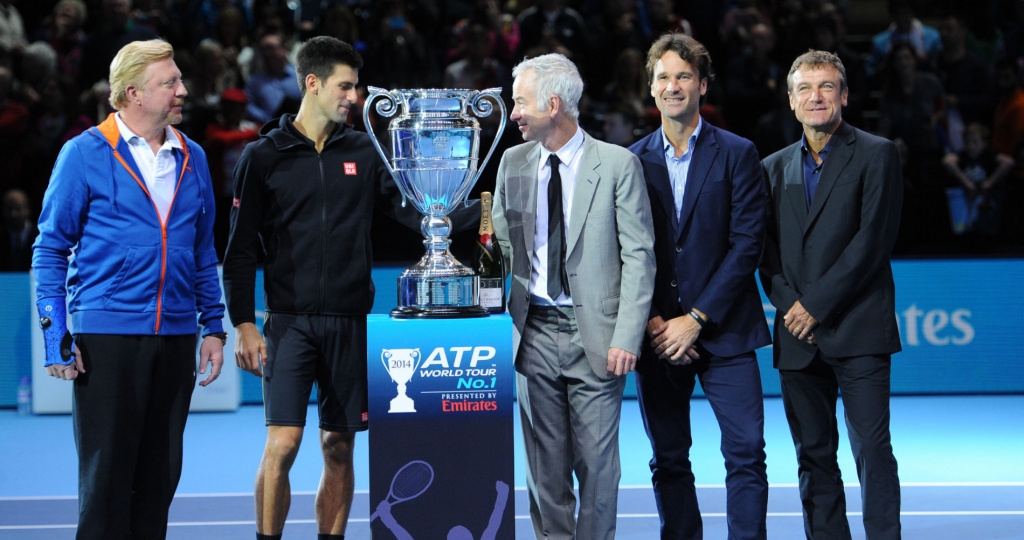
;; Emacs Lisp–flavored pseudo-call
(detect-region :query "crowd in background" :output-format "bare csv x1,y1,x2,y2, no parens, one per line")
3,0,1024,268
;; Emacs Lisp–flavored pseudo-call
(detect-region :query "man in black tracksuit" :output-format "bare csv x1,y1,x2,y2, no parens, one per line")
222,37,476,540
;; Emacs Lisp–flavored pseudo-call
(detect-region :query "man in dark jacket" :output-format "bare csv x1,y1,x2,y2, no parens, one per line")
222,36,475,540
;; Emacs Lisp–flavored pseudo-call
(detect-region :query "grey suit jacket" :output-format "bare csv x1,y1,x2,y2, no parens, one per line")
492,132,656,377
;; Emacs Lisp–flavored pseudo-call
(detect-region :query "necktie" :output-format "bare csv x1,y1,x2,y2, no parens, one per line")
547,154,568,300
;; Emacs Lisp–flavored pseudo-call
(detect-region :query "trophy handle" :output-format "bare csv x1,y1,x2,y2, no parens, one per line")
455,88,508,207
381,349,394,381
363,87,408,208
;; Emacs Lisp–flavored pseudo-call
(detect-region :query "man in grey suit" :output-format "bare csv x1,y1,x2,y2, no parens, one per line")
491,53,655,540
759,50,903,539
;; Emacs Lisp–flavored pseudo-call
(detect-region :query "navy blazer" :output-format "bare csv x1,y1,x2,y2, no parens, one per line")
630,122,771,358
759,121,903,370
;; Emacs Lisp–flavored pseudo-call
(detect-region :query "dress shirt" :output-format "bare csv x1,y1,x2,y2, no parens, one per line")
662,118,703,220
801,133,833,209
531,126,585,306
115,113,182,223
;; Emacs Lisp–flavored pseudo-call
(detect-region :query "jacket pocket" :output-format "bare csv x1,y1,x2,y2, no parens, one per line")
160,245,198,313
101,246,159,311
601,295,620,316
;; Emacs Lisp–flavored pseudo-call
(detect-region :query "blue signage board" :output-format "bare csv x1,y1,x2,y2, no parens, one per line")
367,314,515,539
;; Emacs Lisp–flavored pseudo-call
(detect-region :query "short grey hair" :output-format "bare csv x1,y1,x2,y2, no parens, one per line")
512,53,583,122
787,49,847,93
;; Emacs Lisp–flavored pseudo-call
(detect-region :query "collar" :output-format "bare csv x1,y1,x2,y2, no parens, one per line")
114,112,182,151
542,126,585,167
660,117,703,158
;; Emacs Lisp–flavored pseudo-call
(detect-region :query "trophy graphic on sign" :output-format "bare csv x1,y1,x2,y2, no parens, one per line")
364,87,507,318
381,348,422,413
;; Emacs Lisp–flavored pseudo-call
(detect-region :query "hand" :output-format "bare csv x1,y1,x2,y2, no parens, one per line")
648,315,701,365
234,323,267,377
198,335,224,387
46,343,84,381
783,300,818,341
606,347,637,377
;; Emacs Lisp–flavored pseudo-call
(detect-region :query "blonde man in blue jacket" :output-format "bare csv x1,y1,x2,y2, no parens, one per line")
32,39,226,539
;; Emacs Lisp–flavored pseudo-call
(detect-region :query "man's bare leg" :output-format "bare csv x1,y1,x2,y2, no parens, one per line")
315,430,356,535
255,425,304,534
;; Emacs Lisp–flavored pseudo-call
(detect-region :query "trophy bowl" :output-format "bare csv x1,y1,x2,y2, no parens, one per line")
364,87,506,318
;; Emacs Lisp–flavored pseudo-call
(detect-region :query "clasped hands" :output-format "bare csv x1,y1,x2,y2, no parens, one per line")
647,315,701,366
783,300,817,345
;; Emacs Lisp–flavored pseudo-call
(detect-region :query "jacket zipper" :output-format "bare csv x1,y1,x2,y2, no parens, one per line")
111,147,189,334
317,153,327,314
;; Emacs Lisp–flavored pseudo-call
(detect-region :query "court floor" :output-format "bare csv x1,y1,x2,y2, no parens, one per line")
2,395,1023,539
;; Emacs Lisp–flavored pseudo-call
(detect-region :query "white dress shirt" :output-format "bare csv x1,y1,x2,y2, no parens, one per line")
531,127,585,306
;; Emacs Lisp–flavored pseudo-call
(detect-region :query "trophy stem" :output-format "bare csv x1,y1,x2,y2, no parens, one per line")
392,210,488,319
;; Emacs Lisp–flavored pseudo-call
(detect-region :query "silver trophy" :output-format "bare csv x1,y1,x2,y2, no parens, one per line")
365,87,507,318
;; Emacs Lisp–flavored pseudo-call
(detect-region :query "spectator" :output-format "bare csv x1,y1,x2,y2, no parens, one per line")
203,87,258,259
30,0,87,95
723,21,780,139
601,102,639,147
244,31,301,125
809,10,867,128
80,0,159,90
445,0,518,67
182,38,237,138
443,23,510,92
866,0,942,77
0,0,27,57
876,41,946,188
936,13,995,152
646,0,693,40
516,0,591,65
365,0,438,89
941,122,1013,246
0,63,28,199
1,187,35,271
992,58,1024,245
594,48,649,127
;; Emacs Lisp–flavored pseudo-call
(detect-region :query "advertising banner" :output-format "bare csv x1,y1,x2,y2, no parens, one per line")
367,314,515,539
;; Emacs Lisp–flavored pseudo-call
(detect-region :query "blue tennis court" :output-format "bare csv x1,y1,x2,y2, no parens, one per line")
2,395,1022,539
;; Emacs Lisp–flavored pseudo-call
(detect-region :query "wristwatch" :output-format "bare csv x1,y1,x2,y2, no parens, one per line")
208,332,228,345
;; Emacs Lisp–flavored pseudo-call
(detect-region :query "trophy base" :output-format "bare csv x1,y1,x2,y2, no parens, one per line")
391,304,489,319
393,265,489,319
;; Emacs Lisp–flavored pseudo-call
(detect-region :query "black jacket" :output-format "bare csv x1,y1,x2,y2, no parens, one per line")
223,115,477,322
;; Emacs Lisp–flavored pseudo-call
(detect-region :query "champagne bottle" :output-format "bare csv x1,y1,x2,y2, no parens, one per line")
475,192,506,314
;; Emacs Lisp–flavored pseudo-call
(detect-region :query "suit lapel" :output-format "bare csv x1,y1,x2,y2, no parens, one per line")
641,128,678,233
566,135,599,256
517,144,541,252
783,144,809,231
676,125,717,243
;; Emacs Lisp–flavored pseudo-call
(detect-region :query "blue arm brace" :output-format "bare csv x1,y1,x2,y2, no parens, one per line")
36,296,75,367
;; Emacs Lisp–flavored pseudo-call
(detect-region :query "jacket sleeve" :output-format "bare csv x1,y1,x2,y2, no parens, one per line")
189,143,226,336
222,142,265,326
32,139,89,301
609,153,656,355
758,158,801,314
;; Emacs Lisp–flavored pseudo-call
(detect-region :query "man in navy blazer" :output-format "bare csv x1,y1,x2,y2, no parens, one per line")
629,33,771,540
759,50,902,540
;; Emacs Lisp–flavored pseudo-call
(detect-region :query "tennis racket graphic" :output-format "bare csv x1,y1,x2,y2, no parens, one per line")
369,460,435,521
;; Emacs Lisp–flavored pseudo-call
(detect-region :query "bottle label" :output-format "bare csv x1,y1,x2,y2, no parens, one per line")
479,280,503,308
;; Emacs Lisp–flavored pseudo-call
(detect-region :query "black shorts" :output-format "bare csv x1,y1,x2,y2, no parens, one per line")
262,313,368,432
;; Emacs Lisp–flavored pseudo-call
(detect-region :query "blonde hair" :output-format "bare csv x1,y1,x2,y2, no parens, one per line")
108,39,174,110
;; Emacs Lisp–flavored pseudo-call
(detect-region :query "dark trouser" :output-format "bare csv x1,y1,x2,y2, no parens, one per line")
780,352,901,540
73,334,197,540
636,350,768,540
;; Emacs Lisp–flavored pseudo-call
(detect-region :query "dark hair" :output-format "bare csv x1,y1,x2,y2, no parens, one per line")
645,32,713,104
295,36,363,95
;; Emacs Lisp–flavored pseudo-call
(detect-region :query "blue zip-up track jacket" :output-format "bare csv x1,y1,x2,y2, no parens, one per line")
33,113,225,337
